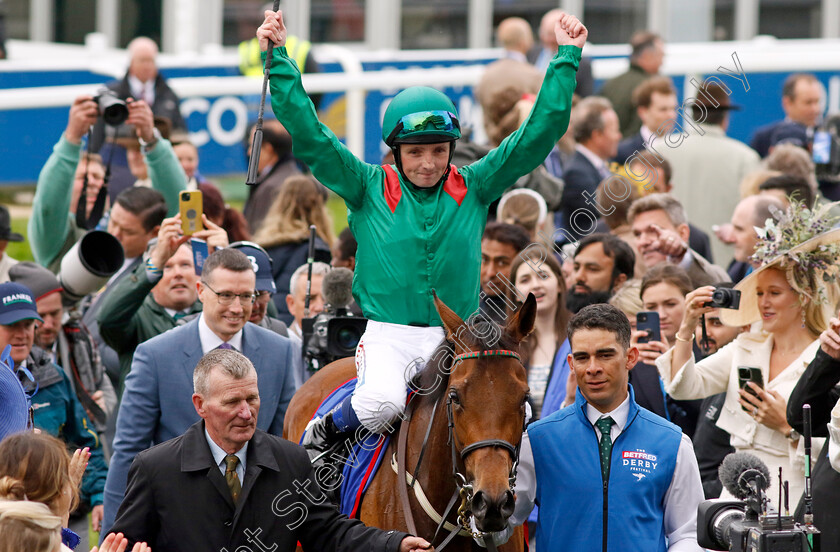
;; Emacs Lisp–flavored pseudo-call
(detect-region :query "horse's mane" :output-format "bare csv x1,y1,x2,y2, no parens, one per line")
410,314,518,404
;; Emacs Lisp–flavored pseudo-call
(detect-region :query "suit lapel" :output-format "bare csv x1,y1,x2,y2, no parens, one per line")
180,422,236,510
182,320,204,367
232,430,280,527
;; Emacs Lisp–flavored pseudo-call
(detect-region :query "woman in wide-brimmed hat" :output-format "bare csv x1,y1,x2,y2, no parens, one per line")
655,200,840,503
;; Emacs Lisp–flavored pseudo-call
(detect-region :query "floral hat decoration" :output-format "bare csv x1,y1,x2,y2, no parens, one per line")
719,200,840,328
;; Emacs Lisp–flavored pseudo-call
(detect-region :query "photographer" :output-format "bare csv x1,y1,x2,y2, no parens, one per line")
786,313,840,550
28,95,186,274
97,213,228,393
656,202,840,504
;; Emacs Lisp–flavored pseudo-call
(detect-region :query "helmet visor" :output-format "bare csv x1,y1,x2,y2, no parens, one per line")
387,110,460,145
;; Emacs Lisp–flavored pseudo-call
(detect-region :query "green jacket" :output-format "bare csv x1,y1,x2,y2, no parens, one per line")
20,346,107,507
28,135,186,273
96,261,201,393
266,46,580,326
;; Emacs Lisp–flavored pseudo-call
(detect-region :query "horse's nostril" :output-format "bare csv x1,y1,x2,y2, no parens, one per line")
471,490,489,518
500,489,516,519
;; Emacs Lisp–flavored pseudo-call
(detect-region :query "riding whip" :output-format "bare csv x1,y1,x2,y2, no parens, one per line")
245,0,281,186
304,224,316,318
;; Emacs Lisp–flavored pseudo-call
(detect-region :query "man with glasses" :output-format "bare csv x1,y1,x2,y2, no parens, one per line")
228,241,289,337
100,247,298,537
97,214,228,394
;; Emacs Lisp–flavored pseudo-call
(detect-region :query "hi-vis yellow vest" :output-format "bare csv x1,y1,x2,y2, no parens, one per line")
239,36,310,76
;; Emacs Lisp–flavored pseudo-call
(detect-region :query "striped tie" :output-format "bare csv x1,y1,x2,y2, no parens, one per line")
595,416,615,481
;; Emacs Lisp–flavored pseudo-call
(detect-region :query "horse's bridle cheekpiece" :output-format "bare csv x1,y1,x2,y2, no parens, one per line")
444,348,526,550
394,345,526,552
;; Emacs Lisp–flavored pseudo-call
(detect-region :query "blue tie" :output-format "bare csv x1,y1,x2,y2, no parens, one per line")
595,416,615,481
217,343,234,350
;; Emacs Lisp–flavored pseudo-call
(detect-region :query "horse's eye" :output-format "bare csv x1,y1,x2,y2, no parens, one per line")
448,389,461,405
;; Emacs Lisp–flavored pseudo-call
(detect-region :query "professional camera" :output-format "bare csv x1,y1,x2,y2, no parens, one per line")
94,89,129,126
704,286,741,310
59,230,125,307
302,267,367,371
697,452,820,552
813,115,840,182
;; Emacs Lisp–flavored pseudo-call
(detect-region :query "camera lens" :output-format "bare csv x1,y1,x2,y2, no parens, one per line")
336,325,362,352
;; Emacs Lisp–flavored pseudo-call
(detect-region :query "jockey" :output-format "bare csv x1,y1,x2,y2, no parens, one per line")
256,10,587,462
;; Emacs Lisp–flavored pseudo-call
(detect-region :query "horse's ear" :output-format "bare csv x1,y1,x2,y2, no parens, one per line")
506,293,537,343
433,290,466,341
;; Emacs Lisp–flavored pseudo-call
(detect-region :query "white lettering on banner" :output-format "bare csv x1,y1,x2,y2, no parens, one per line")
208,97,249,146
179,96,249,148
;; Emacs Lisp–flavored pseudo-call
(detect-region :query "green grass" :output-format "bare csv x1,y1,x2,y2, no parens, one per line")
6,217,33,262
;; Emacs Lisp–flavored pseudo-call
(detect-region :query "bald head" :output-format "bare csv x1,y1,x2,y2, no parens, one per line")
539,9,564,50
730,194,785,263
128,37,158,83
497,17,534,55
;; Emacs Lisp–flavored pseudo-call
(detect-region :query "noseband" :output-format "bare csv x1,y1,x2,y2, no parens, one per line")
434,348,527,550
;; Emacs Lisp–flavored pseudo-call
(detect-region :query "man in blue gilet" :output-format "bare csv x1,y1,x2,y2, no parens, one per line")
482,303,704,552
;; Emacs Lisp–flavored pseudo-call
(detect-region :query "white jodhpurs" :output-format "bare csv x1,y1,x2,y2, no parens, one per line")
351,321,445,433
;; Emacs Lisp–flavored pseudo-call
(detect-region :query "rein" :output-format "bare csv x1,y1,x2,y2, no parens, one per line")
395,347,525,551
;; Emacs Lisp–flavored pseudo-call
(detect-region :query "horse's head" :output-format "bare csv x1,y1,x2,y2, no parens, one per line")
433,291,536,533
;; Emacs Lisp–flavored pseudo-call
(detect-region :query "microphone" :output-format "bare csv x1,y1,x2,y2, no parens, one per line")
718,452,771,500
321,268,354,309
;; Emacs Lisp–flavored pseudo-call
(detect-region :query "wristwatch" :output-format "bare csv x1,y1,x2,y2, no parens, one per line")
786,428,801,441
139,127,162,154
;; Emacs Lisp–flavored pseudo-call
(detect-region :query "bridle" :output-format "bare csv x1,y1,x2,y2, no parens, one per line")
395,347,527,552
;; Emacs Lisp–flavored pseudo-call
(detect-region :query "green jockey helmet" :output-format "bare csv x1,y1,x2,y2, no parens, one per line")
382,87,462,146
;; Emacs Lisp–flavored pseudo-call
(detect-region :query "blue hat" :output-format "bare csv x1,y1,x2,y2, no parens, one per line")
228,242,276,294
0,345,31,442
0,282,43,325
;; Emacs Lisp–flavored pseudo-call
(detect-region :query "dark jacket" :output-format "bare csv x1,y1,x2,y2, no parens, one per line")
82,258,142,390
787,348,840,551
111,421,409,551
268,236,332,324
692,393,735,498
18,346,108,507
556,150,602,241
599,64,649,137
749,121,783,158
96,261,202,393
244,157,302,234
614,132,645,166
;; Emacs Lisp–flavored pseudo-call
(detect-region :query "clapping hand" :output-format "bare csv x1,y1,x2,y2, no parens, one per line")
92,532,151,552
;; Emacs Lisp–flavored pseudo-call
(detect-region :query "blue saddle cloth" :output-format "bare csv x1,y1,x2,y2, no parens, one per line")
301,377,391,518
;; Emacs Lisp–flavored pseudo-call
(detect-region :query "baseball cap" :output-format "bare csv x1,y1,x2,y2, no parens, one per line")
0,283,44,325
228,241,276,294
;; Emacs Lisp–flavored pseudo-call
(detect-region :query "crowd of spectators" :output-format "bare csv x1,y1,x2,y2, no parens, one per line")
3,7,840,552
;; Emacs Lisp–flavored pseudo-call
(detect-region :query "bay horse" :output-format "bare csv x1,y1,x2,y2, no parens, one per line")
284,293,535,551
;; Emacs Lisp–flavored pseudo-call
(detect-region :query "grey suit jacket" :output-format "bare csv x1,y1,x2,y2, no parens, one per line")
685,249,731,288
101,318,297,536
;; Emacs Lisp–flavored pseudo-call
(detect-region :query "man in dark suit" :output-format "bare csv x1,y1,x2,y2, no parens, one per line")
111,348,431,551
614,76,677,165
100,248,299,537
750,73,822,158
556,97,622,244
